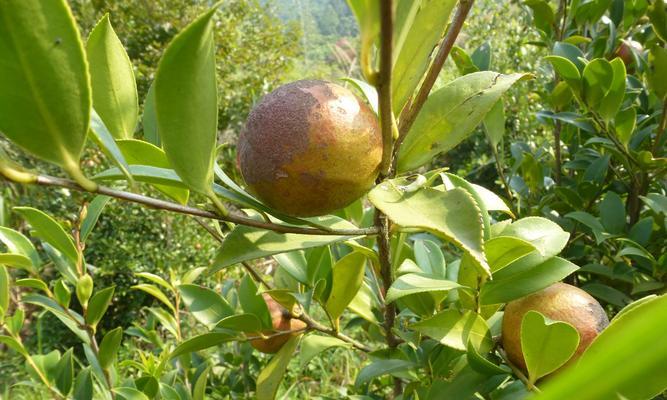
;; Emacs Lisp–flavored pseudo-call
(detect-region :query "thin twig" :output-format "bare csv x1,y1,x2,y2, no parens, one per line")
0,172,378,237
296,311,373,353
377,0,395,177
498,349,541,393
393,0,475,168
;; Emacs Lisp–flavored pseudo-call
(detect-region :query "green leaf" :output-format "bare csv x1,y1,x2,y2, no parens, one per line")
116,139,189,204
23,294,89,343
0,253,33,271
599,191,626,234
355,359,416,387
598,58,626,123
238,275,272,329
169,332,235,360
135,272,172,291
614,107,636,147
485,236,536,272
544,56,582,95
142,83,159,146
369,182,489,275
256,335,301,400
0,335,27,356
132,284,175,313
155,5,219,195
348,282,380,324
538,294,667,400
566,211,609,244
521,311,579,384
480,256,579,305
342,78,378,114
215,314,262,332
494,217,569,258
0,265,8,313
0,0,92,185
392,0,457,114
15,278,48,292
346,0,379,81
649,0,667,42
410,309,492,352
483,100,505,148
0,227,40,269
178,284,233,328
146,307,179,338
299,334,351,368
649,45,667,101
525,0,555,34
98,327,123,369
89,109,133,183
582,59,614,111
112,387,150,400
466,341,510,376
325,252,367,321
397,72,529,172
192,366,209,400
80,195,111,242
55,348,74,395
386,274,463,304
212,216,357,273
87,14,138,139
72,368,93,400
552,42,586,71
85,286,115,327
273,251,309,285
14,207,78,265
451,46,480,75
413,239,446,277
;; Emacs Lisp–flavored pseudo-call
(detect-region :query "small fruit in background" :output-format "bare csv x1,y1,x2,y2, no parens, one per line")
615,39,643,69
501,282,609,374
237,79,382,217
250,293,307,354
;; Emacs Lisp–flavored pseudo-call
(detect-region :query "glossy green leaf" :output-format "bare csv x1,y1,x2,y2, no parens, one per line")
193,366,209,400
15,278,48,292
397,72,529,172
0,265,7,316
0,335,27,356
348,282,380,324
525,0,555,34
392,0,457,114
649,0,667,42
54,280,71,307
386,273,463,304
346,0,379,81
466,341,510,376
212,216,357,273
599,191,626,234
14,207,78,265
0,0,92,185
273,251,309,285
369,182,489,275
582,59,614,111
521,311,579,384
483,100,505,148
23,294,89,343
342,78,378,114
410,309,492,352
544,56,582,95
648,46,667,100
598,58,626,122
0,253,33,271
142,83,159,146
451,46,479,75
413,239,446,277
355,359,416,387
256,335,300,400
552,42,586,71
87,14,138,139
85,286,115,327
484,236,536,272
178,284,233,328
215,314,262,332
89,109,133,183
169,332,235,360
299,334,351,368
154,5,219,195
439,173,492,240
132,284,175,313
480,256,578,305
73,368,93,400
113,387,150,400
238,275,272,329
80,195,111,242
326,252,367,321
146,307,179,338
615,107,636,147
135,272,172,291
98,327,123,369
566,211,609,244
493,217,569,258
538,295,667,400
116,139,189,204
55,348,74,395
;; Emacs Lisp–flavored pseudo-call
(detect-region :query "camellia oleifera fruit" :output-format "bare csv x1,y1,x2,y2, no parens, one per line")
250,293,307,354
237,80,382,217
501,282,609,373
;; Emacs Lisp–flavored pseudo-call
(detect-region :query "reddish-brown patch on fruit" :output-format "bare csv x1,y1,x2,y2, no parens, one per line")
250,293,306,354
501,282,609,374
237,79,381,217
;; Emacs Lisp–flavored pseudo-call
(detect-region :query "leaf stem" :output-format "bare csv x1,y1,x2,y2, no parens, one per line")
0,172,379,237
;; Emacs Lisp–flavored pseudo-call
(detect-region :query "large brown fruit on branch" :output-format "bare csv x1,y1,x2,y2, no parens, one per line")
237,80,382,217
250,293,307,354
501,282,609,373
